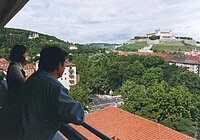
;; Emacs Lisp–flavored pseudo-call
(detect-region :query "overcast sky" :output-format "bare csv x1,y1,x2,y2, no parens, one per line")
5,0,200,44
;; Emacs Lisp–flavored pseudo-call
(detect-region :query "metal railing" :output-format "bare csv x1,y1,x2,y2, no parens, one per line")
59,122,112,140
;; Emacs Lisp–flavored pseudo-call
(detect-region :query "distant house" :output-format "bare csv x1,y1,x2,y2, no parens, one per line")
68,45,78,50
191,49,200,56
154,52,200,75
28,33,39,39
58,60,78,89
69,106,194,140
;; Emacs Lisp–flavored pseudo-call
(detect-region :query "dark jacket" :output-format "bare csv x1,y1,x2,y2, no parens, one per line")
0,70,85,140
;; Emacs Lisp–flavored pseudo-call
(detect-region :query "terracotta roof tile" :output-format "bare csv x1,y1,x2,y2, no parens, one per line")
0,58,9,70
70,106,195,140
186,56,200,62
24,64,36,70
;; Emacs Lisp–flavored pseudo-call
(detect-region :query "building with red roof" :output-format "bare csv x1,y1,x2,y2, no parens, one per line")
58,60,78,89
68,45,78,50
66,106,194,140
0,58,9,71
24,63,36,78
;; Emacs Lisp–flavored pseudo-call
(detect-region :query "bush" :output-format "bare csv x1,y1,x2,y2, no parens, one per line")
149,35,160,40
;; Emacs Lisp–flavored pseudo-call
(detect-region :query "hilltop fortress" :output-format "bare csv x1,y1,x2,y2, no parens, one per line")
146,29,175,39
127,29,197,46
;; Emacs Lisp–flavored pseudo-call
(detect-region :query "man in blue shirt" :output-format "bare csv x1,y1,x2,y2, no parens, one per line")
0,46,85,140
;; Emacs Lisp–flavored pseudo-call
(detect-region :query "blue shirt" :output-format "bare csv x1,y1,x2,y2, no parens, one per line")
0,70,85,140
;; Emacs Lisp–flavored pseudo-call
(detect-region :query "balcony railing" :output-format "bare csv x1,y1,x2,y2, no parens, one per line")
0,80,112,140
57,122,112,140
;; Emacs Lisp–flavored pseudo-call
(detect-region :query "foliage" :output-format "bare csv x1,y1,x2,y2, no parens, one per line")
119,80,199,138
0,28,104,62
133,36,148,40
141,67,164,86
149,35,160,40
69,48,200,138
176,36,193,40
69,83,91,110
160,117,197,138
178,71,200,95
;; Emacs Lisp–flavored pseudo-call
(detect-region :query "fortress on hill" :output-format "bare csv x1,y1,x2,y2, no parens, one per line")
146,29,175,39
127,29,197,46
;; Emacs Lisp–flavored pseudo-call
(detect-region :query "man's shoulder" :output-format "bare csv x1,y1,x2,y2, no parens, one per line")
29,70,65,89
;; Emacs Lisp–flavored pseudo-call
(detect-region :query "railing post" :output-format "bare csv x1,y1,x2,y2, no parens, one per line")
60,124,88,140
82,122,112,140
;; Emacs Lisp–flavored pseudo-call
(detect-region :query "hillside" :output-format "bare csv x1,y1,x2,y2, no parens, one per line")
151,41,199,52
116,41,148,51
0,28,103,61
86,43,120,50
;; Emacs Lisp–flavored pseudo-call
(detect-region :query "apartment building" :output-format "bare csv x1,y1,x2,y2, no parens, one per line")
58,60,78,90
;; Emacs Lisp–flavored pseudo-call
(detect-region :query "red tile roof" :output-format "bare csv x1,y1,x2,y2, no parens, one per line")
186,56,200,62
0,58,9,70
24,63,36,70
153,52,174,61
69,106,195,140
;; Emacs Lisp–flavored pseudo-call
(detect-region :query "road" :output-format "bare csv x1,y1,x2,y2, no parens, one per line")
138,44,153,53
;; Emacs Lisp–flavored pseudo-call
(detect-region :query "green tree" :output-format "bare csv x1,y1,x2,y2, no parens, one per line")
69,83,91,110
149,35,160,40
119,80,147,113
141,67,164,86
178,71,200,95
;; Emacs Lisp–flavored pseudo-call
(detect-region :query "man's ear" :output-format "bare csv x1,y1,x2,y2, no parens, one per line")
56,63,60,71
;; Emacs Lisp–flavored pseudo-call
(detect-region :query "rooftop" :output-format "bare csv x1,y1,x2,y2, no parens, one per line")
69,106,194,140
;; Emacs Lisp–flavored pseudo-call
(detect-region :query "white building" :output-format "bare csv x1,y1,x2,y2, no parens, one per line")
146,29,176,39
35,60,78,89
58,60,78,90
28,33,39,39
68,45,78,50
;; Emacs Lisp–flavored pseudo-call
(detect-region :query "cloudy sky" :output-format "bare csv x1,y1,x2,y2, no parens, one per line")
5,0,200,44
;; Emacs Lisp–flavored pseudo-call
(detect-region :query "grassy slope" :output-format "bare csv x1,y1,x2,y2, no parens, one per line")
151,41,199,52
86,43,120,50
116,41,147,51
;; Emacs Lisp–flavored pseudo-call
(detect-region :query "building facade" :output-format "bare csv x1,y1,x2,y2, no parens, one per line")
68,45,78,50
58,60,78,90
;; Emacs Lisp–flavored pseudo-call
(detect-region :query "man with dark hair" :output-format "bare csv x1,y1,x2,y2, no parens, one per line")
0,46,85,140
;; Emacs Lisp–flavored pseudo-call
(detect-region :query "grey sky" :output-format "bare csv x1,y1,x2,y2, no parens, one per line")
6,0,200,44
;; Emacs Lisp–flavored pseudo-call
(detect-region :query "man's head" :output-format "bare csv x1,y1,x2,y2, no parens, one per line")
39,46,68,78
